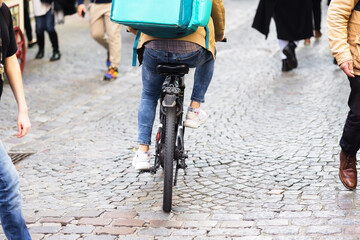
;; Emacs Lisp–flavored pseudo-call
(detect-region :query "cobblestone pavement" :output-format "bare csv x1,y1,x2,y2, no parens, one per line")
0,0,359,239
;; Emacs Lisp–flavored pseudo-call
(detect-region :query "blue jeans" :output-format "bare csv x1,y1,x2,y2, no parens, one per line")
0,141,31,240
35,9,59,51
138,47,215,145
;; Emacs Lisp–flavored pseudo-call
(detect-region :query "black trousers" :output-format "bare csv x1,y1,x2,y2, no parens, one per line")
312,0,321,31
340,76,360,156
23,0,33,42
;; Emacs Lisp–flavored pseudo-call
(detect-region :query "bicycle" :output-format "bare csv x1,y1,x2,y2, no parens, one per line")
150,63,189,213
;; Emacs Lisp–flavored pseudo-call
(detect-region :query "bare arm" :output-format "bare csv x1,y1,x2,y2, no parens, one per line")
4,54,31,138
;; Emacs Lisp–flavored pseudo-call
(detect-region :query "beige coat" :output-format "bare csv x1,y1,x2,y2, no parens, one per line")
137,0,225,60
327,0,360,74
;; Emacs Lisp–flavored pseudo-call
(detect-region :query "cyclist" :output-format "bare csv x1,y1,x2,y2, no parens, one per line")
131,0,226,171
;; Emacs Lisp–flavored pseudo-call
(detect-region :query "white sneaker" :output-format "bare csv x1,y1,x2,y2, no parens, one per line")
132,150,151,171
184,110,208,129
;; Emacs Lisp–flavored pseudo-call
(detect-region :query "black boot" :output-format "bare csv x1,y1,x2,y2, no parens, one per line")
282,42,298,69
282,59,293,72
50,50,61,61
35,49,44,59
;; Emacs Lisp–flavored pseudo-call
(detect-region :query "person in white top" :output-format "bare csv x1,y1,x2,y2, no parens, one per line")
32,0,61,61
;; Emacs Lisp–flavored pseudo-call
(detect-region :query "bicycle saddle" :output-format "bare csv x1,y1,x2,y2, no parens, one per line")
156,64,189,75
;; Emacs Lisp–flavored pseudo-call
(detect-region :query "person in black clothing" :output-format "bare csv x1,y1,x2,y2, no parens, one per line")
252,0,313,72
23,0,37,48
305,0,323,45
0,2,31,239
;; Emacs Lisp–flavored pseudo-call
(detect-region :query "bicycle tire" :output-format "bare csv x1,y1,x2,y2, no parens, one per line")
163,106,177,212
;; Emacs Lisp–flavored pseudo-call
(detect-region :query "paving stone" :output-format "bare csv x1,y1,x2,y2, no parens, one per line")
147,220,182,228
61,225,95,234
112,219,146,227
95,226,136,235
29,224,62,234
78,218,113,226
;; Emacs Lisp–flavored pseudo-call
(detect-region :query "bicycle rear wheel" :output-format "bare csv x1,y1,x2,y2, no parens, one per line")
163,106,176,212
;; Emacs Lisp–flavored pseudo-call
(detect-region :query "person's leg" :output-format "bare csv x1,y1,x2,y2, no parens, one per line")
137,48,165,147
340,76,360,155
35,15,45,59
313,0,322,38
133,47,166,170
43,9,60,61
89,4,108,50
339,76,360,190
23,0,35,46
103,3,122,80
103,4,122,68
0,141,31,240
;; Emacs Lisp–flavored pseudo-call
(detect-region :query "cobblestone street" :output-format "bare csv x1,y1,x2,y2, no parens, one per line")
0,0,359,239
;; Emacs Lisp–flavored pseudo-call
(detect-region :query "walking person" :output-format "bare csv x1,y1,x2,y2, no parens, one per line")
252,0,313,72
328,0,360,190
130,0,225,171
305,0,323,45
77,0,122,81
24,0,37,48
32,0,61,61
0,1,32,239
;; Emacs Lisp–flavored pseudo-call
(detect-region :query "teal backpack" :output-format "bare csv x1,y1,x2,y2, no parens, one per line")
110,0,213,66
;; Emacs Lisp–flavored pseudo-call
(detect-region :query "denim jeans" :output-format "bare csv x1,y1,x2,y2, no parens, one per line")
137,47,215,145
35,9,58,51
340,76,360,156
0,141,31,240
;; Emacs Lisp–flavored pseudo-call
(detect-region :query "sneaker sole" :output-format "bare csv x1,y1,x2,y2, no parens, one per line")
134,162,151,171
184,119,200,129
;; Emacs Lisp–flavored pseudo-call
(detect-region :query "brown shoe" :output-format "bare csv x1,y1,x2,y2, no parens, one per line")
339,150,357,190
315,30,322,39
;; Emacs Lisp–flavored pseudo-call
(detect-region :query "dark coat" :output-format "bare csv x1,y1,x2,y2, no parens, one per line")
55,0,77,16
252,0,313,41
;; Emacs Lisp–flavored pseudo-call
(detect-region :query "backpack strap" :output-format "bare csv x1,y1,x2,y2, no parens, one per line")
205,26,209,49
132,31,141,66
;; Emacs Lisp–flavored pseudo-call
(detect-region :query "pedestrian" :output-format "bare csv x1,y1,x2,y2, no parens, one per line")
328,0,360,190
252,0,313,72
32,0,61,61
0,1,32,239
77,0,122,81
305,0,323,45
23,0,37,48
130,0,225,171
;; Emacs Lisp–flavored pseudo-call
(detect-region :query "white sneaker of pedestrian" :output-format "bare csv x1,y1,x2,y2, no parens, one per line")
132,150,151,171
184,109,208,129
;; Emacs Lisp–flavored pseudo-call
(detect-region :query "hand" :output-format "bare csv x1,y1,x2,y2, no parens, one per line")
127,27,138,35
77,4,86,17
16,110,31,138
340,60,355,77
